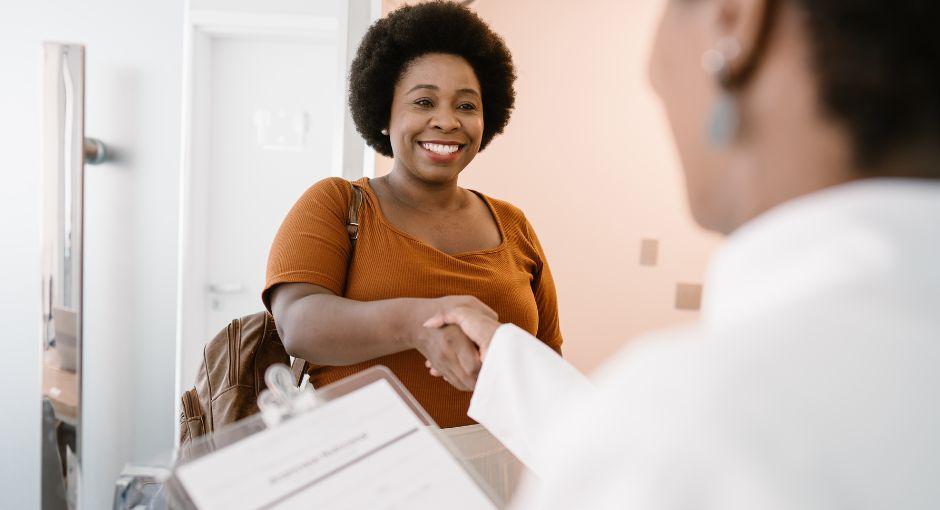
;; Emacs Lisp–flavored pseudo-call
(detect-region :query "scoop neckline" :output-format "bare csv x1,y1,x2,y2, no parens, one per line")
356,178,508,259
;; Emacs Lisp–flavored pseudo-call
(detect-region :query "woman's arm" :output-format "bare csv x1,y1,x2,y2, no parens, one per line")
526,218,563,353
270,282,495,391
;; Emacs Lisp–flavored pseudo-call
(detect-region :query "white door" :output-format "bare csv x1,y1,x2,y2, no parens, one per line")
203,37,335,338
177,0,378,400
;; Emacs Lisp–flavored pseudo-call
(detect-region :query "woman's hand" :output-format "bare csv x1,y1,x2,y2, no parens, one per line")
405,296,498,391
423,301,502,363
412,324,480,391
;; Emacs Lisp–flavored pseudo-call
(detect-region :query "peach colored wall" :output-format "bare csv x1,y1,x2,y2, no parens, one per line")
378,0,723,371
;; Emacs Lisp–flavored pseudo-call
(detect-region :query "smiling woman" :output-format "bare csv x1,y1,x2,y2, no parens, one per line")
262,1,559,501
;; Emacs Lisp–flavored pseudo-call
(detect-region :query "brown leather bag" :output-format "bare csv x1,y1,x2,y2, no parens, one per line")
178,184,363,449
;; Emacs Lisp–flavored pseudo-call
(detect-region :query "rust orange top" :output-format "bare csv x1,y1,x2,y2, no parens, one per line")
263,177,562,428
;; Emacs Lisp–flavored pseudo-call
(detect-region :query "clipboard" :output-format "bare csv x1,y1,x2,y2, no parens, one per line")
166,365,502,510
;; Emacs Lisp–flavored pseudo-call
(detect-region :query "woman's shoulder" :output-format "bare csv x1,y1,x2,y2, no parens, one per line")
477,191,535,237
296,176,363,211
478,192,522,219
304,176,353,196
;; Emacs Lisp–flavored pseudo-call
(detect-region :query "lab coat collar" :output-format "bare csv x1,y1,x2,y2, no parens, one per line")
701,178,940,330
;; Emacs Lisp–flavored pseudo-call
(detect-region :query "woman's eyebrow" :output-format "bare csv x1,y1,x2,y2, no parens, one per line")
405,84,481,98
458,88,481,98
406,84,439,94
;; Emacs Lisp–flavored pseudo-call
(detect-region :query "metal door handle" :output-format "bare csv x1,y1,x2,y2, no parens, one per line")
84,137,109,164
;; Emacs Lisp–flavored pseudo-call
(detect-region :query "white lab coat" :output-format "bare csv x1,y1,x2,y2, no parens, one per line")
468,179,940,509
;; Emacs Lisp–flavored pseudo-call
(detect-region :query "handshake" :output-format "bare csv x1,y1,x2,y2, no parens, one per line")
410,295,503,392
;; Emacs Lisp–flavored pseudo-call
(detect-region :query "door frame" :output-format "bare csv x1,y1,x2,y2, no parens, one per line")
174,0,380,428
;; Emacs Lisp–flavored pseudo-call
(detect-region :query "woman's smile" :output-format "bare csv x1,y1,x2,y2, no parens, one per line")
418,140,465,163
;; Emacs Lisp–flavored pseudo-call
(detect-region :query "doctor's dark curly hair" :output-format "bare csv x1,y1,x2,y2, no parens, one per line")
348,1,516,158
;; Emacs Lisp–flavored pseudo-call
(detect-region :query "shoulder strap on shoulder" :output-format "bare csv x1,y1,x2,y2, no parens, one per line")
347,183,364,249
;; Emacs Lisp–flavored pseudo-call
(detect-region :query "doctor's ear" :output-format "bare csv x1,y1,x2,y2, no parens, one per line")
710,0,778,88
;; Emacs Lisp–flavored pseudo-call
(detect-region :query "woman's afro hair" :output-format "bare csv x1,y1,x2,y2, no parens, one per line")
348,1,516,157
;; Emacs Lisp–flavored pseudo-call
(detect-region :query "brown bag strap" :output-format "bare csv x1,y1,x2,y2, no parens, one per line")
291,182,365,387
290,357,307,386
346,184,363,249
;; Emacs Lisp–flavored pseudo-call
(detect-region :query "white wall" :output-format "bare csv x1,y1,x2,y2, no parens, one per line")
0,1,183,508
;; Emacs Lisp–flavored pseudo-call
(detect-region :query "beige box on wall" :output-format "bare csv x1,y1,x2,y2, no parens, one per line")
640,238,659,266
675,283,703,311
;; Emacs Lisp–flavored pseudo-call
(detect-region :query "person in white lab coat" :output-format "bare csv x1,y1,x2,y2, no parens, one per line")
422,0,940,507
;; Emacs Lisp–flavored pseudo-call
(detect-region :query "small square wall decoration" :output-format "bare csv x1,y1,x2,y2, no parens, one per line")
640,238,659,266
675,283,703,311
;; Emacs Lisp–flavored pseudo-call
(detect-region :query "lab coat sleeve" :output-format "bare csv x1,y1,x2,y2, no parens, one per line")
467,323,593,475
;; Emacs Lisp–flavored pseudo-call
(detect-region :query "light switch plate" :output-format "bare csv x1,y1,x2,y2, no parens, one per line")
675,283,703,310
640,238,659,266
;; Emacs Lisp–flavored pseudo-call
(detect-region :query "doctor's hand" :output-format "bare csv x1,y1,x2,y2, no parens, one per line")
423,305,502,361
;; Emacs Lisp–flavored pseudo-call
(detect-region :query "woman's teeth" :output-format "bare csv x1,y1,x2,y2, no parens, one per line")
420,142,460,155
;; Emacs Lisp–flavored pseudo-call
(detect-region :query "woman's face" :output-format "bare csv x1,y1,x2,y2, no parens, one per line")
648,1,734,231
387,53,484,185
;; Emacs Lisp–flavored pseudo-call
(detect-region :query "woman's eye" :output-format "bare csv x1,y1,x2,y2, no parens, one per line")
414,99,433,107
458,103,477,111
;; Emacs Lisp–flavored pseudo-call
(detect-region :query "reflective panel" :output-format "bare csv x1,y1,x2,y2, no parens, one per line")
41,42,85,510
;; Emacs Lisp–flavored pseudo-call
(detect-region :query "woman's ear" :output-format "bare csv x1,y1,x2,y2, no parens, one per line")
713,0,777,88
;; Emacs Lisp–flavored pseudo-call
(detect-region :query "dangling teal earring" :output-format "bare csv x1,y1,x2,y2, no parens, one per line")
702,37,741,147
708,88,738,147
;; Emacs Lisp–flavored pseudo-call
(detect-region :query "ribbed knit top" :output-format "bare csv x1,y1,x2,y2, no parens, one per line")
263,177,562,428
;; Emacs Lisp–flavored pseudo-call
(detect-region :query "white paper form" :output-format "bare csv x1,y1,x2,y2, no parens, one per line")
175,379,498,510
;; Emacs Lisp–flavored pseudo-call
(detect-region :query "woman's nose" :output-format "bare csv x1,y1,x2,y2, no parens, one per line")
431,110,461,132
